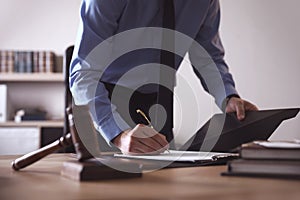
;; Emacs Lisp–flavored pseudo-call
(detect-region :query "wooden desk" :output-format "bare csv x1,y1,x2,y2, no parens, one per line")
0,154,299,200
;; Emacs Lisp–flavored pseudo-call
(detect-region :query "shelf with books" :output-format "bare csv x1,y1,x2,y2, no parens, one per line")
0,50,65,154
0,73,64,82
0,50,56,73
0,120,64,128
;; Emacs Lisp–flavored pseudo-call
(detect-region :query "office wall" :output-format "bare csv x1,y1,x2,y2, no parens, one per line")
175,0,300,144
218,0,300,141
0,0,82,119
0,0,81,54
1,0,299,143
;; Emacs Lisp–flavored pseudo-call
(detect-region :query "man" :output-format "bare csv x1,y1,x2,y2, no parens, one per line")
70,0,258,155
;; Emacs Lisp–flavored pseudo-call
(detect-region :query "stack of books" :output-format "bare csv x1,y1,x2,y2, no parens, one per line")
224,140,300,179
0,50,56,73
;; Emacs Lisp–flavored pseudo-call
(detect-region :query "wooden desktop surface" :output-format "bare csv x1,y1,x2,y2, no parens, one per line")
0,154,299,200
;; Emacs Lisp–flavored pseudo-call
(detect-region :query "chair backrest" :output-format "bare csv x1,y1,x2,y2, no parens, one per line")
63,45,74,137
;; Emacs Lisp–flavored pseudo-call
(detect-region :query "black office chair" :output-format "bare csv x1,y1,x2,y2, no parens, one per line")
63,46,74,140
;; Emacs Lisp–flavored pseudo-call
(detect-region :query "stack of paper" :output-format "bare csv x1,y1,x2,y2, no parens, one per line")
115,150,236,162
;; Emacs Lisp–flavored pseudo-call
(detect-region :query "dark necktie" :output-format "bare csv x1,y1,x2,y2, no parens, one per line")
157,0,176,147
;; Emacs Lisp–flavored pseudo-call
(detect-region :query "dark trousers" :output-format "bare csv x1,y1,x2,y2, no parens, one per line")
104,83,174,148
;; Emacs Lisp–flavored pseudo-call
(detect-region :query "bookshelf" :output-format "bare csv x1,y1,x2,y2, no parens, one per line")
0,72,65,155
0,71,65,122
0,57,65,154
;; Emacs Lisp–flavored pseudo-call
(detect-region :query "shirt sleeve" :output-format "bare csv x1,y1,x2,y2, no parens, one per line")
69,0,130,144
188,0,239,109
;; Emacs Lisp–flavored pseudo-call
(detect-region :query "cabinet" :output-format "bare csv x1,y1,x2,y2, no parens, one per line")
0,72,65,155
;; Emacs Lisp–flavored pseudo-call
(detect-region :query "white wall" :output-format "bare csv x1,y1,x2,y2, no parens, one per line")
220,0,300,141
0,0,82,54
0,0,82,119
1,0,299,142
175,0,300,143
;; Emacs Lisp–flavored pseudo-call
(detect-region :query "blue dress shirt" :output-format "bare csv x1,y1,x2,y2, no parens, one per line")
70,0,239,143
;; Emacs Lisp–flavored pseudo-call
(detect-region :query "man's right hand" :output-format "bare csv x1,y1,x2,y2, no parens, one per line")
112,124,169,155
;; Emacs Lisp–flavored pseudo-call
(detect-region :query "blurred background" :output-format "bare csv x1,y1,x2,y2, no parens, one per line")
0,0,299,147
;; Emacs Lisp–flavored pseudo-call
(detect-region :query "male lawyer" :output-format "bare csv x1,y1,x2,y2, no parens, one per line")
70,0,258,155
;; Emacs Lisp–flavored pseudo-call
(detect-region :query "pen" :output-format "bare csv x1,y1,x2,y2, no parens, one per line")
136,109,170,153
136,109,154,128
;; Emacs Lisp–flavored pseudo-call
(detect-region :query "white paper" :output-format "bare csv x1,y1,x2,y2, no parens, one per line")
114,150,234,162
254,141,300,149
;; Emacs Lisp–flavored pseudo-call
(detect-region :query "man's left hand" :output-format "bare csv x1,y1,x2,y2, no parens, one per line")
225,97,258,120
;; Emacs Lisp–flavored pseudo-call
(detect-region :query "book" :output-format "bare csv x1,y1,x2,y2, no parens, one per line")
33,51,39,72
225,159,300,178
240,141,300,160
17,51,26,73
0,51,7,72
38,51,46,72
25,51,33,73
0,51,14,73
7,51,14,72
45,51,55,73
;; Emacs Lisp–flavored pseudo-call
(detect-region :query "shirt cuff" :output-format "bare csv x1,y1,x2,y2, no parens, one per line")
221,94,240,112
212,83,237,109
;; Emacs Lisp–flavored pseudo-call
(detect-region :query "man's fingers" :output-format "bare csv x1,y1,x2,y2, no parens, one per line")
235,101,245,120
123,124,169,154
123,139,158,155
152,135,170,152
124,138,166,155
138,136,167,153
136,141,161,154
140,126,169,151
245,101,259,111
126,147,144,155
225,97,259,121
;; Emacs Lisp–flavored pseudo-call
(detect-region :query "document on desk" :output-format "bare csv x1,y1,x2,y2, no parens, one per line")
114,150,237,162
